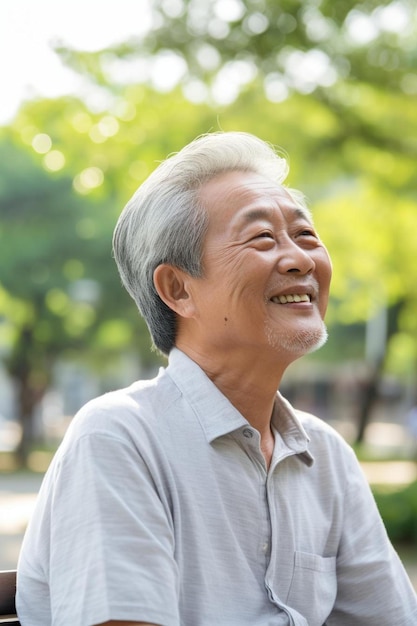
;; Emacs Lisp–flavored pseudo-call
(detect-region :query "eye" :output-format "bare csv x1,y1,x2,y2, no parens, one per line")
254,231,274,239
250,231,276,247
294,227,321,248
297,227,318,238
247,230,275,249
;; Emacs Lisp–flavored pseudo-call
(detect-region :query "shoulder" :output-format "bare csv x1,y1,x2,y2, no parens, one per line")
61,367,181,448
295,409,344,438
295,409,358,464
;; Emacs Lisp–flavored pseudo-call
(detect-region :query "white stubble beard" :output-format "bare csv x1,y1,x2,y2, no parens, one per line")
264,318,328,356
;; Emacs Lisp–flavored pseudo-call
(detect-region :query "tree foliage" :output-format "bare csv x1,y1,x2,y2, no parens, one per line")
1,90,225,461
1,0,417,455
51,0,417,334
57,0,417,98
0,128,148,461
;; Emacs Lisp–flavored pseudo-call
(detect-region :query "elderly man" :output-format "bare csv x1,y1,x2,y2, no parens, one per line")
17,132,417,625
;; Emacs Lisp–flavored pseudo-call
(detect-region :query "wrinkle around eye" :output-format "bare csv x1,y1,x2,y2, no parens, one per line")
249,235,276,251
294,228,320,242
294,234,323,252
250,231,275,242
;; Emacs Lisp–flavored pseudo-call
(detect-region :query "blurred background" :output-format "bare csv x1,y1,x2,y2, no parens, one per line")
1,0,417,579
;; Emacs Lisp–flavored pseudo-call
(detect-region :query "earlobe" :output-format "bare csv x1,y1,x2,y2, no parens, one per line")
153,264,196,318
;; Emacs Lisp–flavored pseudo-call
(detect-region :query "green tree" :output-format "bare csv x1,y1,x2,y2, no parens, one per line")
5,0,417,443
1,91,222,463
53,0,417,440
0,129,150,463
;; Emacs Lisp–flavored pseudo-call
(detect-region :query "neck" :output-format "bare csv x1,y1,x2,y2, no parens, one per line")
177,342,295,470
176,341,293,429
208,354,279,470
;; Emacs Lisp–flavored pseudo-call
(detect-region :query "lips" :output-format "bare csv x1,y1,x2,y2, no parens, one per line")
270,293,311,304
268,279,319,305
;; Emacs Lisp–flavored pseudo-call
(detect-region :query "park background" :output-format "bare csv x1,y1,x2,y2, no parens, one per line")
1,0,417,583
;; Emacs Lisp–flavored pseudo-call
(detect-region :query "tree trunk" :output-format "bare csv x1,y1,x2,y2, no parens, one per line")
7,325,47,467
355,358,384,444
354,302,403,444
15,371,42,466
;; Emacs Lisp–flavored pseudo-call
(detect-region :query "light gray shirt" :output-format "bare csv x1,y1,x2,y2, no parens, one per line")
17,348,417,625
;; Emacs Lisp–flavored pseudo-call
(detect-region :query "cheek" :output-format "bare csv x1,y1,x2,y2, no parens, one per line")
205,249,251,291
325,254,333,287
317,247,332,283
317,253,332,316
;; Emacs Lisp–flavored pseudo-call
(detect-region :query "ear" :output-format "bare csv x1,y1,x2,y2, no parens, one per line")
153,264,196,318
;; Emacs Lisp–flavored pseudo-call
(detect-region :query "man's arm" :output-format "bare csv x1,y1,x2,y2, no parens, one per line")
328,445,417,623
42,430,178,625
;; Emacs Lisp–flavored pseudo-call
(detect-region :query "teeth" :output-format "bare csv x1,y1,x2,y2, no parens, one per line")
272,294,310,304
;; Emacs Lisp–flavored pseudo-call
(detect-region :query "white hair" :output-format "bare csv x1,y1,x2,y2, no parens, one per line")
113,131,301,355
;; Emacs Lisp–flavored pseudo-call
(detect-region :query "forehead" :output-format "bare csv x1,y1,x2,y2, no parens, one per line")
199,170,311,230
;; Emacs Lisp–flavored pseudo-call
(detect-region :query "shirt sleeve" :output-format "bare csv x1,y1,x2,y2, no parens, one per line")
46,430,179,626
327,447,417,625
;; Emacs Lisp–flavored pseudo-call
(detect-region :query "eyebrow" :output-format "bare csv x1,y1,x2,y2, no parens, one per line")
238,206,312,227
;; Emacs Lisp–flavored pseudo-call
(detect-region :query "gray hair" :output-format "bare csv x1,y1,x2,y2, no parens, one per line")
112,131,297,355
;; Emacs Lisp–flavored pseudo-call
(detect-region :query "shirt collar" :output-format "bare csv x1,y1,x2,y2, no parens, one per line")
167,348,247,441
271,394,314,466
167,348,313,466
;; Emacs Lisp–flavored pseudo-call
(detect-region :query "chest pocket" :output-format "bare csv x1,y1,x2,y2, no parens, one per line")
286,551,337,626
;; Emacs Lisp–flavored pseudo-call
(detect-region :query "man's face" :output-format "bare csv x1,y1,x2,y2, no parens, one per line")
184,170,332,362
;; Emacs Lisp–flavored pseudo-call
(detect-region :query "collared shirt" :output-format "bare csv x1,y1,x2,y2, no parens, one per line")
17,348,417,625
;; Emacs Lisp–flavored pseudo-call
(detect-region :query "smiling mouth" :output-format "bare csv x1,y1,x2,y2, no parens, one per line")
270,294,311,304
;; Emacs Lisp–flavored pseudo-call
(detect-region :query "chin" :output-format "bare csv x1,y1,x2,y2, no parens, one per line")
265,322,328,356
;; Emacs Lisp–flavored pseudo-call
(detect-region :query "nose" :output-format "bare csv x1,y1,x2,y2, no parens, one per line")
276,236,315,275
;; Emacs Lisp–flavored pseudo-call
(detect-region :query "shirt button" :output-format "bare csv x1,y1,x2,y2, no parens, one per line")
242,428,254,439
262,542,269,553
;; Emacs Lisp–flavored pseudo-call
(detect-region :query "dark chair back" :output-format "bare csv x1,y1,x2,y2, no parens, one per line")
0,570,20,624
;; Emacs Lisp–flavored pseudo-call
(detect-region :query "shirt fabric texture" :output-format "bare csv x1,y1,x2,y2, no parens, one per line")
17,348,417,625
